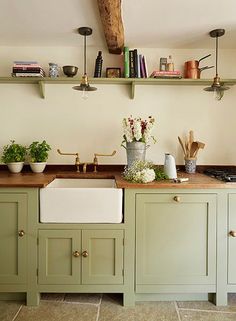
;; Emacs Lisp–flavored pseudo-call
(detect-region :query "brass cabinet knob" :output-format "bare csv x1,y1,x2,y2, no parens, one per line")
173,196,180,202
229,231,236,237
18,230,25,237
73,251,80,257
82,250,89,257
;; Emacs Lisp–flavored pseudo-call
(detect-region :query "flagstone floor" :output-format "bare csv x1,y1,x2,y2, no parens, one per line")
1,293,236,321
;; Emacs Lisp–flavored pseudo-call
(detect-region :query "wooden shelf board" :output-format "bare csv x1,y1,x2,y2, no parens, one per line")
0,77,235,99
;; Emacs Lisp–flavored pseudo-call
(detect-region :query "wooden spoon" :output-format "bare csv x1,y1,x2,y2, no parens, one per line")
178,136,186,157
190,141,198,157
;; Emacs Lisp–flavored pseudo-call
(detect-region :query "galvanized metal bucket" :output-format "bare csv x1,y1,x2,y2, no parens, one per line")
122,142,147,167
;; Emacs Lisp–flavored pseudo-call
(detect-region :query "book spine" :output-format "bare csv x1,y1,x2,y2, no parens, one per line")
153,75,182,79
142,56,147,78
12,68,42,73
123,46,130,78
12,73,44,77
140,55,145,78
151,70,181,76
133,49,138,78
129,50,135,78
13,65,41,69
13,61,38,65
143,56,148,77
137,54,141,78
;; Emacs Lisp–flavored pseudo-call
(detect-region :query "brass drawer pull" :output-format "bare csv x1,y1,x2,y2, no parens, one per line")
82,250,89,257
229,231,236,237
18,230,25,237
73,251,80,257
173,196,180,202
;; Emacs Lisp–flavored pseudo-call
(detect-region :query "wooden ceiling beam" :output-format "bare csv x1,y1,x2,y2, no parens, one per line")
97,0,124,54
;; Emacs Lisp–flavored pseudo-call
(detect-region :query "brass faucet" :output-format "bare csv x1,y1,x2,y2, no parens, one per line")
57,149,80,172
93,150,116,172
57,149,116,173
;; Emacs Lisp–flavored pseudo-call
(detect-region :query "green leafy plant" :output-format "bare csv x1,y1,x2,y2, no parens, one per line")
1,140,27,163
28,140,51,163
154,165,169,180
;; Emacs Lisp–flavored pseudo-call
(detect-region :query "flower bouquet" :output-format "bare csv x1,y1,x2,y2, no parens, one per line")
122,116,156,167
123,160,168,184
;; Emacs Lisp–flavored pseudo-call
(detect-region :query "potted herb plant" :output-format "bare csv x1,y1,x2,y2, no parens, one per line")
28,140,51,173
1,140,27,173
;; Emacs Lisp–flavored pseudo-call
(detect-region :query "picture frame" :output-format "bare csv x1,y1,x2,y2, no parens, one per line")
106,67,121,78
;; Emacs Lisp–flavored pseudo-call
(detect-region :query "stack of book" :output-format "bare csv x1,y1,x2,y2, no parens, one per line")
150,70,182,79
123,47,148,78
12,61,45,77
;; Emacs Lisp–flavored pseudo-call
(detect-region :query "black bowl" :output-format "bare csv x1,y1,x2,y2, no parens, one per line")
63,65,78,77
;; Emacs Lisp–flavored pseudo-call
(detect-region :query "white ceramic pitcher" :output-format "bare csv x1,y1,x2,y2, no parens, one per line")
164,153,177,179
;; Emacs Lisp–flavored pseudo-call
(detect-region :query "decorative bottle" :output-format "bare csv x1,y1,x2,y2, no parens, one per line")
94,51,103,77
167,55,174,71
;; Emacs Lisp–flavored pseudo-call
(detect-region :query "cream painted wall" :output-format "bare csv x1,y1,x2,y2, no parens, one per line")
0,46,235,165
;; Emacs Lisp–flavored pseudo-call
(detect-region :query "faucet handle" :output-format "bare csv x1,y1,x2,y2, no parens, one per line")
57,149,80,171
93,150,116,172
94,150,116,158
57,149,79,157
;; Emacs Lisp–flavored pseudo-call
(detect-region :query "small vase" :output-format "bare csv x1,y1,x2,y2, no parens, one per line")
49,63,59,78
7,162,24,173
124,142,147,167
185,157,197,173
30,162,47,173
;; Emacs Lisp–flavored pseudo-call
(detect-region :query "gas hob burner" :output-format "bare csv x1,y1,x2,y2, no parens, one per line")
204,169,236,182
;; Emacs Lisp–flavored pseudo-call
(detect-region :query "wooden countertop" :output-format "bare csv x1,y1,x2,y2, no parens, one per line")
0,170,235,189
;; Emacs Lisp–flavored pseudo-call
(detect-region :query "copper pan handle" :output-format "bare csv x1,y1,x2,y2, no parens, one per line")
198,54,211,63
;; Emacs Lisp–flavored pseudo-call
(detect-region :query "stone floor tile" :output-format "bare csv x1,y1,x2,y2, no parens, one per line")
15,301,98,321
0,301,22,321
177,299,236,312
99,294,179,321
41,293,65,302
179,310,236,321
135,301,179,321
64,293,102,304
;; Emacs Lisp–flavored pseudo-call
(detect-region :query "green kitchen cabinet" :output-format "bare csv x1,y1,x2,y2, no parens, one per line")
228,194,236,285
0,192,28,284
38,229,124,285
135,193,217,292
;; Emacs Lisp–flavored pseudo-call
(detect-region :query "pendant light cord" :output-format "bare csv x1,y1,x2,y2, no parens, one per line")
215,36,218,76
84,34,87,75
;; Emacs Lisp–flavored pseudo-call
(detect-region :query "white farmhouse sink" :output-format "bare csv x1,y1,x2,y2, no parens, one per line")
40,179,123,223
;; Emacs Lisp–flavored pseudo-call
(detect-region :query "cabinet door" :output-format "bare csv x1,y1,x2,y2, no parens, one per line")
228,194,236,284
136,193,216,286
0,193,27,284
82,230,124,284
38,230,81,285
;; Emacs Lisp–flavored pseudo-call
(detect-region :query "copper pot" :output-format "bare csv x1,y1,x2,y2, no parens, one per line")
184,54,214,79
184,66,214,79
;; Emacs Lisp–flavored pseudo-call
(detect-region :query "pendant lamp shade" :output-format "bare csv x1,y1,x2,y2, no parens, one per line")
204,28,229,100
73,27,97,97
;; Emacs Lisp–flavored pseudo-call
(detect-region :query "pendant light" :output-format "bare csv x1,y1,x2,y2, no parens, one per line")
204,28,229,101
73,27,97,99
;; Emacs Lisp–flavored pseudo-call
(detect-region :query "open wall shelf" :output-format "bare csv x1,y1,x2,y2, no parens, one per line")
0,77,235,99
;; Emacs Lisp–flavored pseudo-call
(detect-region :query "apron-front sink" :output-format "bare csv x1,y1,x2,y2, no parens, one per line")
40,178,123,223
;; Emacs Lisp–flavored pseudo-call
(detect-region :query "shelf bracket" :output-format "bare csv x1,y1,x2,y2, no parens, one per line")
38,80,45,99
131,81,135,99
